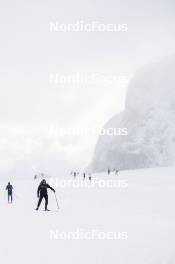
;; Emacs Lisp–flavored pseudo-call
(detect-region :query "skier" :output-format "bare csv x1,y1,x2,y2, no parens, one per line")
6,182,13,203
83,173,86,180
107,168,110,175
36,179,55,211
115,169,119,175
73,172,76,178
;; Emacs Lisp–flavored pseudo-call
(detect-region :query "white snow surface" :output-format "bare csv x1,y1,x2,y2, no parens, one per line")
0,167,175,264
91,55,175,171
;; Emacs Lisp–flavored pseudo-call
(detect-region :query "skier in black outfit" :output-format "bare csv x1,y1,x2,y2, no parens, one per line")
36,179,55,211
115,169,119,175
6,182,13,203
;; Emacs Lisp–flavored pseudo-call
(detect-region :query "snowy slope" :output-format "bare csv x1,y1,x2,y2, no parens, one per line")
91,55,175,171
0,167,175,264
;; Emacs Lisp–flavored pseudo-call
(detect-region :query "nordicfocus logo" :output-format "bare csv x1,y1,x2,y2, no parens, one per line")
49,127,128,137
49,73,129,86
49,178,128,189
50,21,128,32
50,229,128,241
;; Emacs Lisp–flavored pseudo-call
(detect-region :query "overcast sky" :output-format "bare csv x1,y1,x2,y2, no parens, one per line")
0,0,175,177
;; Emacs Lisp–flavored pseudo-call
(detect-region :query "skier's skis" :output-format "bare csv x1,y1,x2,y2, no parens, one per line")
35,209,59,212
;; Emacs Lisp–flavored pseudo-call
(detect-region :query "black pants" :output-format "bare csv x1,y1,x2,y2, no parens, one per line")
8,193,13,203
37,194,48,210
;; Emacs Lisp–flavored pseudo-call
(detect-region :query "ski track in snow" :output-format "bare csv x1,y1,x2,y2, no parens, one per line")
0,167,175,264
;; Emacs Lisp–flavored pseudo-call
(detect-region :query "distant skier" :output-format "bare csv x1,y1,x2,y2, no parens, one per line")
89,176,92,181
83,173,86,180
6,182,13,203
36,179,55,211
73,172,76,178
115,170,119,175
107,168,110,175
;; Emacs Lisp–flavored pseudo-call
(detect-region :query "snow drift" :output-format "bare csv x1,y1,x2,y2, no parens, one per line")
90,55,175,172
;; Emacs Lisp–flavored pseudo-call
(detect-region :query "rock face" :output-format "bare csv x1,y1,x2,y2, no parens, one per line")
90,55,175,172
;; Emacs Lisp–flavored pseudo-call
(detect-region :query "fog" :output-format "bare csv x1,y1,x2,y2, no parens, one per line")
0,0,174,176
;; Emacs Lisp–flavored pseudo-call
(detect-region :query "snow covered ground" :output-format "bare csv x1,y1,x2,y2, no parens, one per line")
0,167,175,264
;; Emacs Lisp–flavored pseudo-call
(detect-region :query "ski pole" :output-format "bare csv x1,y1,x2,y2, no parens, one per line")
54,192,60,210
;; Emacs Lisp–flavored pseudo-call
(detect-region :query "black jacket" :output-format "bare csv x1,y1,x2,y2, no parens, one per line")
37,183,55,197
6,184,13,194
